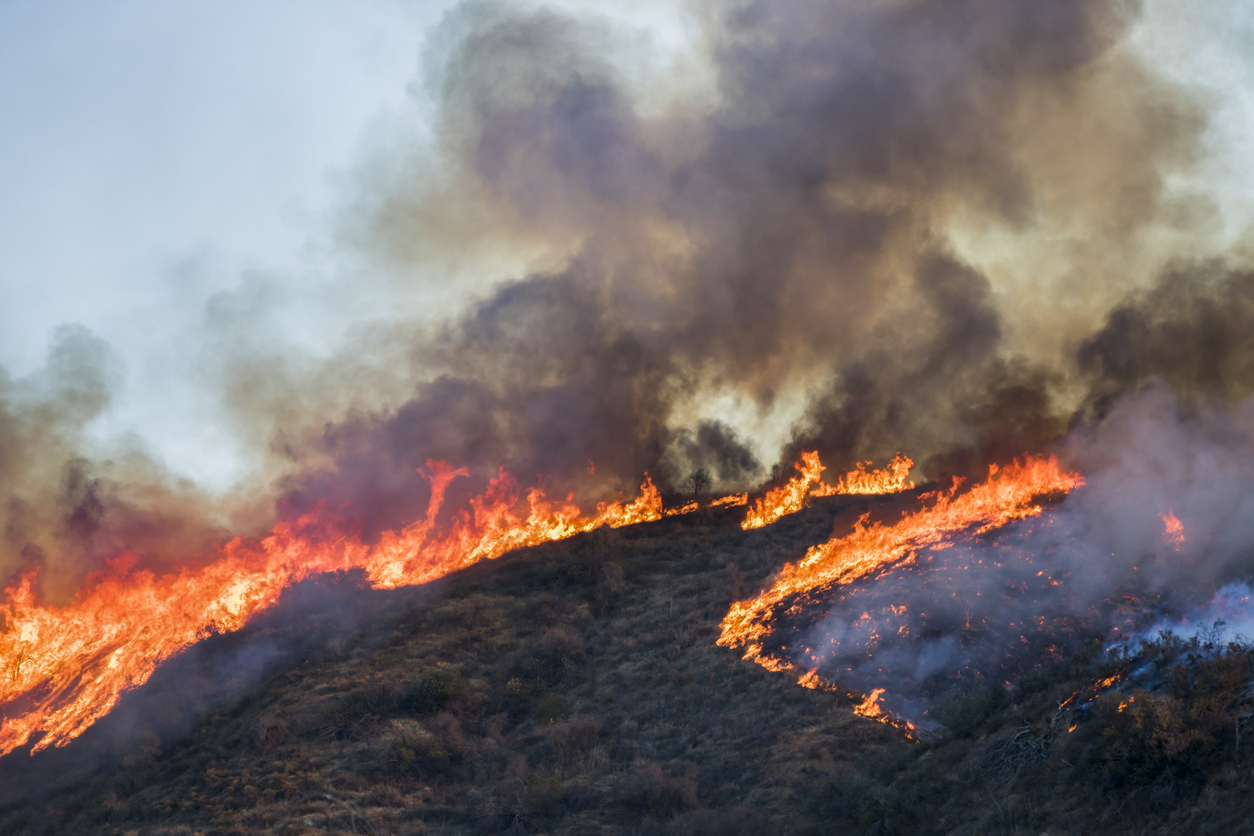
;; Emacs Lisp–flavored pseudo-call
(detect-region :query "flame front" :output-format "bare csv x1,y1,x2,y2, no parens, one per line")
1161,509,1185,550
741,452,914,530
719,455,1084,683
0,463,668,757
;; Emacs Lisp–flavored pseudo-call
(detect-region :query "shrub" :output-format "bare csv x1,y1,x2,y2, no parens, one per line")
531,689,570,723
620,760,699,820
546,716,605,763
407,670,472,715
931,682,1010,738
390,714,470,777
256,714,286,750
665,805,770,835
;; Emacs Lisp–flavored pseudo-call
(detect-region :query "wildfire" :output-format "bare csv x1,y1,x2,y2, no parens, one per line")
853,688,889,720
719,455,1084,685
741,452,914,531
0,464,671,757
1161,510,1185,550
797,671,917,737
812,453,915,497
852,688,917,737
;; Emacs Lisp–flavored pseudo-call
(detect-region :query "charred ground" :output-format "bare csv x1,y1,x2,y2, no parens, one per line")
4,491,1254,836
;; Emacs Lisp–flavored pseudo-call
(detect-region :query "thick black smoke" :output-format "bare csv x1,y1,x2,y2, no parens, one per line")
271,0,1213,539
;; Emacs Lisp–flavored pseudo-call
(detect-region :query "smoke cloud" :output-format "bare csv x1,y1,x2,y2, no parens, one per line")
270,0,1220,536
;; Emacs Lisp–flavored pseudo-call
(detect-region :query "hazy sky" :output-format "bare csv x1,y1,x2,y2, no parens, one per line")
0,0,694,489
1,0,1251,492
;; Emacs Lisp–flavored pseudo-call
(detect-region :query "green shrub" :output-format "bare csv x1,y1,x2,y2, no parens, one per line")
406,670,472,715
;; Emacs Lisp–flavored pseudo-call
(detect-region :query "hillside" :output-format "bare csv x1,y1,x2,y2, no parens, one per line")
3,492,1254,835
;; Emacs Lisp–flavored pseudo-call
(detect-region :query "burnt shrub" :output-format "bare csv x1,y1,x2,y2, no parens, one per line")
407,670,472,715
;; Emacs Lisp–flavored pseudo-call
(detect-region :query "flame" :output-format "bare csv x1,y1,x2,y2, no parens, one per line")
851,688,918,736
797,671,917,737
0,463,673,757
1161,510,1185,550
853,688,889,719
741,452,914,531
812,453,915,497
719,455,1084,683
709,493,748,508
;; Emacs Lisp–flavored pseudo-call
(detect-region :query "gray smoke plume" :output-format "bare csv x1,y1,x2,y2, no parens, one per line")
269,0,1220,539
0,326,266,601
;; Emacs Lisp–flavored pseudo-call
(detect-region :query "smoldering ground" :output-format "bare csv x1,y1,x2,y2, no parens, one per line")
786,387,1254,724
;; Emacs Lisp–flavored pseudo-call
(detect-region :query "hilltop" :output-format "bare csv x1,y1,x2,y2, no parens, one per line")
3,491,1254,835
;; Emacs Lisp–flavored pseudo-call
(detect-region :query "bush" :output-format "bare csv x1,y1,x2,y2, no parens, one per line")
931,682,1009,738
1079,630,1254,790
256,714,286,750
664,806,770,835
391,714,470,777
546,716,605,763
406,670,472,715
620,760,699,820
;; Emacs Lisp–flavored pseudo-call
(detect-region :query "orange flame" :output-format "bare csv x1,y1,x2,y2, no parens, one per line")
719,455,1084,679
741,452,914,531
797,672,916,736
853,688,889,719
1161,510,1184,550
709,493,749,508
812,453,915,497
0,463,671,757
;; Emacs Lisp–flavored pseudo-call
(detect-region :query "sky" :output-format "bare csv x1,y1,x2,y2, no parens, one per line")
0,0,697,490
1,0,1252,494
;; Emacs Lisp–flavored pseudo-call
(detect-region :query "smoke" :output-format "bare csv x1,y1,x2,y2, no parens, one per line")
0,326,270,601
269,0,1220,535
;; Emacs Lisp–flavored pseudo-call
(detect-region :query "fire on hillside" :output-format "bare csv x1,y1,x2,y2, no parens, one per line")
722,451,1254,737
0,453,912,758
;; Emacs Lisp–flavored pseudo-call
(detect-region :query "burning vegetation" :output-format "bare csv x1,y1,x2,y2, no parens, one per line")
6,0,1254,832
0,451,915,759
